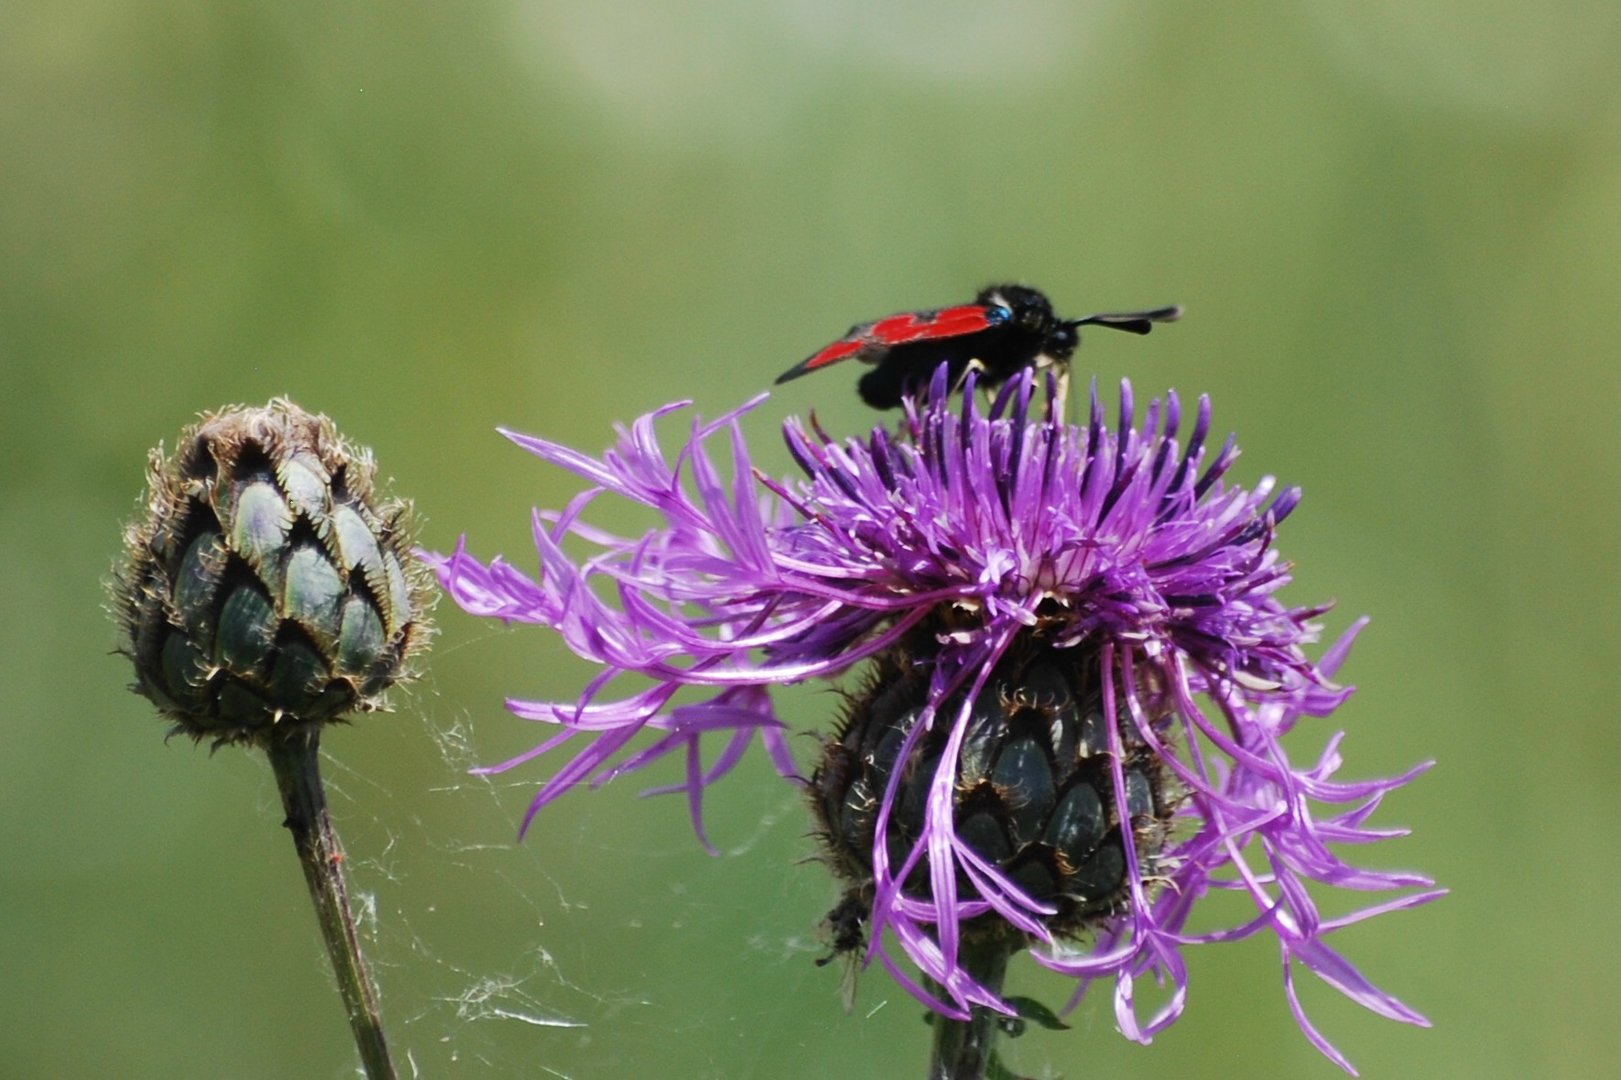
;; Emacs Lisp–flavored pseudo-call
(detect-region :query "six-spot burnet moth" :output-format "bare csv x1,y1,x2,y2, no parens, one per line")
775,284,1181,410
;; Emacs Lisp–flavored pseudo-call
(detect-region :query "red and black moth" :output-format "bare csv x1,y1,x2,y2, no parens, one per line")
775,284,1181,410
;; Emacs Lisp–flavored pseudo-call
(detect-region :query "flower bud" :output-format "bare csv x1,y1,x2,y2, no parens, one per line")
113,398,432,744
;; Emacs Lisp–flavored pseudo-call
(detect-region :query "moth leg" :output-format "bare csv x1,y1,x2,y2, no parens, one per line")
1053,364,1071,419
951,356,989,397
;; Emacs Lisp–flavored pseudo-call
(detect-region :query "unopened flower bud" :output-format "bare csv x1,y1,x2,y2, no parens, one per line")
113,398,432,745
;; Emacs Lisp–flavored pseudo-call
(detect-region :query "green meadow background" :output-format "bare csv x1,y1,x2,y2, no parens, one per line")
4,3,1616,1077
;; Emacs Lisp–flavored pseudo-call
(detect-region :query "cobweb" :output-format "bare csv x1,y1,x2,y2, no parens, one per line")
294,624,1138,1080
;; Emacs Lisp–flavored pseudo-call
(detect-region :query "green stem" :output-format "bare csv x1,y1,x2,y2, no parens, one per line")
266,735,397,1080
927,935,1016,1080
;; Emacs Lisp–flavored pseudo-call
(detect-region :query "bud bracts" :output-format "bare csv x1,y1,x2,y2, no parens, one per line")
114,399,431,743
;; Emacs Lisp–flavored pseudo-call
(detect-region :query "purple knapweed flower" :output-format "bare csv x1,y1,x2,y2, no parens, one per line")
431,367,1440,1072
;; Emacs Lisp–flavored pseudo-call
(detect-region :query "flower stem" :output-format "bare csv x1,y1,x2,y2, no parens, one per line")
266,735,397,1080
927,936,1016,1080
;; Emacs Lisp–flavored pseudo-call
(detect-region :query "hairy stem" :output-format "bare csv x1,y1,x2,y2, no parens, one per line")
266,735,397,1080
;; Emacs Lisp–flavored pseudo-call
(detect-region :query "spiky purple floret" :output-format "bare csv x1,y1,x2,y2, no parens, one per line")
430,368,1439,1071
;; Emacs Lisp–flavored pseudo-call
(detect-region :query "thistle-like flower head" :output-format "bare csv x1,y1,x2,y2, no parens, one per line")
433,368,1439,1071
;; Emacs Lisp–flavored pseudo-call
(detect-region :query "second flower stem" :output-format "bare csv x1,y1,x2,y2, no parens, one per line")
927,935,1016,1080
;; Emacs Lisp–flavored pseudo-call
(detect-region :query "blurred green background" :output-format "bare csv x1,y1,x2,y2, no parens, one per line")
4,2,1617,1077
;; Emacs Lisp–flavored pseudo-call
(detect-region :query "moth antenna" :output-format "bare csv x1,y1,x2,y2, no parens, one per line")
1067,305,1183,336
